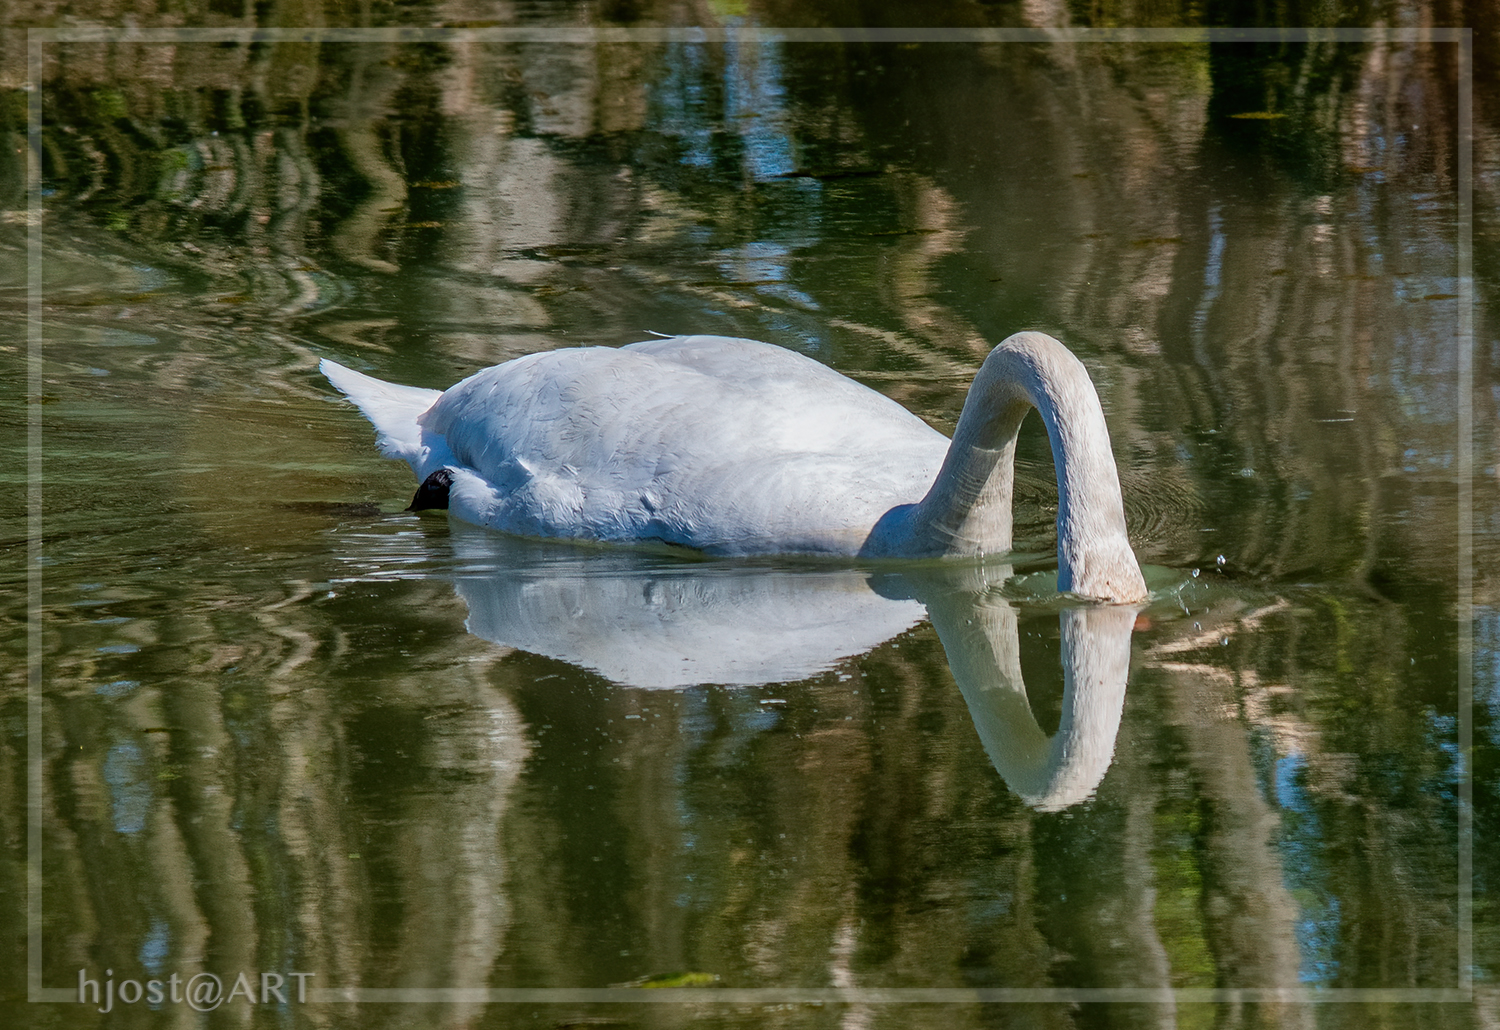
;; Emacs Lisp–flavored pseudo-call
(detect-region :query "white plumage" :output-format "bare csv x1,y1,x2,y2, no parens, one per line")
322,331,1148,603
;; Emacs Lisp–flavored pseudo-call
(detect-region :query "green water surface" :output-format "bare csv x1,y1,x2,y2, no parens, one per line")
2,4,1494,1028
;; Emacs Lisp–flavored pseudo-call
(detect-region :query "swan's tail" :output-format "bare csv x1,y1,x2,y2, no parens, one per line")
321,358,445,474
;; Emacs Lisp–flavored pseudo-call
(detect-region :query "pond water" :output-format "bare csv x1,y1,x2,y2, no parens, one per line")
3,6,1495,1029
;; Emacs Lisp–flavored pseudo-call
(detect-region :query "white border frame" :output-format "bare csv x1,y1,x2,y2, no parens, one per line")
25,23,1475,1008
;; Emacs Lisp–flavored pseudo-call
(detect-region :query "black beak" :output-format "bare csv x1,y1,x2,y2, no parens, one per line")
406,468,454,511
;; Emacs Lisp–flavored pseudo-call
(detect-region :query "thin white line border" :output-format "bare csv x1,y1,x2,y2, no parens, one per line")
24,21,1476,1007
22,25,1471,43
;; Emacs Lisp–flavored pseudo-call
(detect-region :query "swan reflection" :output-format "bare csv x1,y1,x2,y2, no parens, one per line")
913,572,1138,811
452,545,927,691
443,528,1138,810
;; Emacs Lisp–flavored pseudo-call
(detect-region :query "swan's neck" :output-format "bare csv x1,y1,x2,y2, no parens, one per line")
895,332,1147,604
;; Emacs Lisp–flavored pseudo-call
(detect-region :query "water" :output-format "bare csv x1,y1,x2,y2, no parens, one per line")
2,8,1493,1028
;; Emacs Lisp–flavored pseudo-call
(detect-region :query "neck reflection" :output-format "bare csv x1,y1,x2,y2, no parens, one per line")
904,567,1138,811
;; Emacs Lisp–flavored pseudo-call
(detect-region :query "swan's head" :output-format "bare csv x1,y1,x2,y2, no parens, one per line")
406,468,454,511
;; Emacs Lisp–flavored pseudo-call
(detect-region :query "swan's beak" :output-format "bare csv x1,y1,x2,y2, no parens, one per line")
406,468,454,511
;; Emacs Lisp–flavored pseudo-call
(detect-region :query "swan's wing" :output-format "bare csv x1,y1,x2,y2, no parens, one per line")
321,359,444,472
619,335,943,458
622,334,860,388
418,337,950,552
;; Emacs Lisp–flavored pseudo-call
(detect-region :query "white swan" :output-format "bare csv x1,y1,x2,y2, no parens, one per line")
321,331,1148,603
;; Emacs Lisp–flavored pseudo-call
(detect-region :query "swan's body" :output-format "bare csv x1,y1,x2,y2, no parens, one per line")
322,331,1147,602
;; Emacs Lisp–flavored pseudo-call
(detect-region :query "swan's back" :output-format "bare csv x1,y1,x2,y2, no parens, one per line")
412,336,949,554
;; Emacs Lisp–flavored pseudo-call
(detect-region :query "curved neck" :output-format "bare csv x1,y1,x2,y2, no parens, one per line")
902,332,1146,603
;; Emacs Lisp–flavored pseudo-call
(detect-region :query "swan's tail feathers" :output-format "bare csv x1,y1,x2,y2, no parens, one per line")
320,358,444,471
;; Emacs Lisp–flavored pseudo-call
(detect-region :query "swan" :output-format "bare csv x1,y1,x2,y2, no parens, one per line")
321,331,1148,603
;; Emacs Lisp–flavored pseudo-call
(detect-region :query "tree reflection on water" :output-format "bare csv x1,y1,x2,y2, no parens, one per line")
1,1,1494,1026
